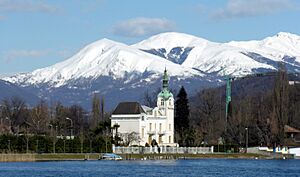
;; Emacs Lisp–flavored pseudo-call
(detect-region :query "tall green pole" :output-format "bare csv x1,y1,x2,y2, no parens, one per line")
225,76,232,122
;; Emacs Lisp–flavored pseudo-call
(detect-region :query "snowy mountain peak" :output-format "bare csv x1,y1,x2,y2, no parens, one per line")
275,32,300,39
4,36,201,87
132,32,209,51
2,31,300,109
3,31,300,89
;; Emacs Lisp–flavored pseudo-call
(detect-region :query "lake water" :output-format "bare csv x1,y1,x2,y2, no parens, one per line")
0,159,300,177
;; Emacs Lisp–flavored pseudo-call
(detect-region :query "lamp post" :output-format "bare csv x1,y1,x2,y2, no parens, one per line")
5,117,11,152
5,117,11,134
66,117,73,139
64,139,66,153
8,139,11,153
36,120,41,153
66,117,73,153
245,127,248,153
49,124,57,154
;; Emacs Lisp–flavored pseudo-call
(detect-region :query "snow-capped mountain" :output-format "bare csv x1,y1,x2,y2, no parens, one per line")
2,32,300,110
133,32,299,76
6,38,202,87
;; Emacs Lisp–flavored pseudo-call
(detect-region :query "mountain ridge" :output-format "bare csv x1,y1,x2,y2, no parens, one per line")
1,31,300,110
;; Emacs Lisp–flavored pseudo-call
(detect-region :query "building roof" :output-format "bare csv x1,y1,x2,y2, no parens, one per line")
284,125,300,133
158,68,173,100
112,102,145,115
141,105,152,112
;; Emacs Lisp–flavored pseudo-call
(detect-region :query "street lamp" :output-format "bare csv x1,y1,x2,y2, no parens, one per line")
5,117,12,152
66,117,73,153
65,117,73,139
36,120,41,153
49,124,57,154
5,117,11,133
245,127,248,153
8,139,11,153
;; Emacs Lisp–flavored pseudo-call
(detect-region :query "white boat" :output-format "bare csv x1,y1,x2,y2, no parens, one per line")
101,153,123,160
289,148,300,159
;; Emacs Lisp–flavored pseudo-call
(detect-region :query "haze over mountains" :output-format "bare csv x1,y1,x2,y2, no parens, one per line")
1,32,300,110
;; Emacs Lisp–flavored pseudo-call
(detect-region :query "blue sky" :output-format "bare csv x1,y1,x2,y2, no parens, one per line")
1,0,300,77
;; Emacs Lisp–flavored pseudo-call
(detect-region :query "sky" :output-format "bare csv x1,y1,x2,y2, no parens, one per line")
1,0,300,77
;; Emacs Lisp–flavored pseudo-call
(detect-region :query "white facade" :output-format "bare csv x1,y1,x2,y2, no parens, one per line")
111,69,178,147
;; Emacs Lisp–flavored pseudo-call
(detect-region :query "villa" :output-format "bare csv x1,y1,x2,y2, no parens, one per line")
111,69,178,147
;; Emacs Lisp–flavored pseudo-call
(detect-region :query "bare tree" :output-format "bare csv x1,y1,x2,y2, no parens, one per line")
1,96,27,134
142,88,160,107
30,100,49,134
120,132,140,146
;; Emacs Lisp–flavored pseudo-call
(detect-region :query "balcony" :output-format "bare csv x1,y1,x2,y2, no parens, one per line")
147,130,156,135
158,131,166,135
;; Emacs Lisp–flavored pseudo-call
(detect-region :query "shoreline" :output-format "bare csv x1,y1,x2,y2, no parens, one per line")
0,153,294,162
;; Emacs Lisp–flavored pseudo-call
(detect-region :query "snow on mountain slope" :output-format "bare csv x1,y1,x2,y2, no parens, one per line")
182,44,275,76
132,32,210,52
2,32,300,110
133,32,278,76
5,38,202,87
132,32,210,64
4,32,300,88
227,32,300,62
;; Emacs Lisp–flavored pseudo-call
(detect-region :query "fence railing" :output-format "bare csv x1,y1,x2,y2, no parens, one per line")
113,146,214,154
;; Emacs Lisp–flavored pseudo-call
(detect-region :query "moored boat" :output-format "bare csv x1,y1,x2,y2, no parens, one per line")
100,153,122,160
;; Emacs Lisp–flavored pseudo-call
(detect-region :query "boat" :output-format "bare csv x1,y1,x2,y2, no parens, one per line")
100,153,123,160
289,147,300,159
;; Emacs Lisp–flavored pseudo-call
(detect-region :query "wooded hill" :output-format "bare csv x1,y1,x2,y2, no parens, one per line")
188,68,300,147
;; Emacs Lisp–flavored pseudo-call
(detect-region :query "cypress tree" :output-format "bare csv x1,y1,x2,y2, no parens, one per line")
175,86,190,145
92,94,101,129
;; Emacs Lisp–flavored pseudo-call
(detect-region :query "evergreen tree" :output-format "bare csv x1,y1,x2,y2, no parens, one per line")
91,94,101,129
101,97,105,121
272,63,289,145
175,86,190,146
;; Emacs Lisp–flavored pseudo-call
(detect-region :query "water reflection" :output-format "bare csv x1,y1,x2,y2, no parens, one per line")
0,159,299,177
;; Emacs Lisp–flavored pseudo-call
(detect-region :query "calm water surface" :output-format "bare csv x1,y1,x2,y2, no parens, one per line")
0,159,300,177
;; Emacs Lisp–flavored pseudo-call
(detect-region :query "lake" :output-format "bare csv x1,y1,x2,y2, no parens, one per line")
0,159,299,177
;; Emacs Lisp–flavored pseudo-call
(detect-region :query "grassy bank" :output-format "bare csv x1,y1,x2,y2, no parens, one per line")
1,152,290,162
0,153,100,162
0,154,35,162
35,153,100,161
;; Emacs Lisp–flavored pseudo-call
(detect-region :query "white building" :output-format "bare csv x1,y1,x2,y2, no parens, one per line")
111,69,177,147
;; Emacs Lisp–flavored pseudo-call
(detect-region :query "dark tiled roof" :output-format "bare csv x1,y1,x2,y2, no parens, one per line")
284,125,300,133
112,102,145,115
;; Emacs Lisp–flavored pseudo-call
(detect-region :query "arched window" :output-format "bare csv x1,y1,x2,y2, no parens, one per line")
161,99,164,106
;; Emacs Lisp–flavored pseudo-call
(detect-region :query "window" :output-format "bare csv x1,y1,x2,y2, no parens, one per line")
169,136,171,143
169,124,171,131
159,136,162,144
149,123,152,131
148,136,152,144
142,128,144,138
141,116,144,121
161,99,164,106
155,123,156,130
169,99,172,105
159,123,162,132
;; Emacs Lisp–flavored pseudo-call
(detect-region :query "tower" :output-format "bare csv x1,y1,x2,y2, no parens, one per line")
157,68,174,144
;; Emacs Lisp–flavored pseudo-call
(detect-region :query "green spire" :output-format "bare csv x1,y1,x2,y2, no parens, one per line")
158,68,173,100
162,67,169,90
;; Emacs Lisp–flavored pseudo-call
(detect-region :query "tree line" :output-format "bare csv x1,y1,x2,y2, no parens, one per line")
174,65,300,149
0,94,113,153
1,65,299,153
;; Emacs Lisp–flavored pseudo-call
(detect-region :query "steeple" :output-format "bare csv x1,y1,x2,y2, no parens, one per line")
158,68,173,100
162,67,169,90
